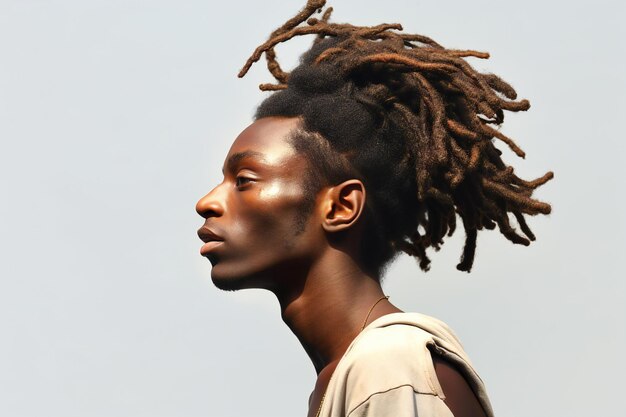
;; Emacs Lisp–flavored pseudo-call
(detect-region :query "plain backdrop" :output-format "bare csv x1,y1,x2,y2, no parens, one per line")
1,1,624,416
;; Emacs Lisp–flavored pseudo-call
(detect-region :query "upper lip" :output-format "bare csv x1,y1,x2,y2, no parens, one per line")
197,226,224,243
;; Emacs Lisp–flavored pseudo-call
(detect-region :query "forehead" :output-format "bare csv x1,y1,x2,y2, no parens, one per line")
226,117,302,165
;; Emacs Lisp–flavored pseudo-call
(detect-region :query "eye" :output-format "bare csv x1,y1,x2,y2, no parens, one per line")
235,176,253,188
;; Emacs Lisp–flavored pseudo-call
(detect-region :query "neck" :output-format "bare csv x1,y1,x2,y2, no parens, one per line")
272,249,401,374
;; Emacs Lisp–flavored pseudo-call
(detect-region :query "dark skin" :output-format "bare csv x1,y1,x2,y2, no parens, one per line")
196,116,487,417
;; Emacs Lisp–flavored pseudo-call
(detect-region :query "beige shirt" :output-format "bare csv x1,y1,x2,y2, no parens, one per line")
317,313,494,417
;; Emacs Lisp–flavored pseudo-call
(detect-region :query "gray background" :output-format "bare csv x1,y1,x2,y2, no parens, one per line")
1,0,624,416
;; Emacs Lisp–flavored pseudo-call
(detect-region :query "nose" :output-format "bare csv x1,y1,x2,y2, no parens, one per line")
196,184,225,218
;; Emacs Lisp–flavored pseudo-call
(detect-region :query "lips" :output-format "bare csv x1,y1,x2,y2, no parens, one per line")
198,226,224,256
198,226,223,243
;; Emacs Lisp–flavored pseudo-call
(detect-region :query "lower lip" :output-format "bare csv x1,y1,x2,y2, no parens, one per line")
200,241,224,255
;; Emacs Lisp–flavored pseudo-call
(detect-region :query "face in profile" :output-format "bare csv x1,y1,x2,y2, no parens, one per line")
196,117,323,291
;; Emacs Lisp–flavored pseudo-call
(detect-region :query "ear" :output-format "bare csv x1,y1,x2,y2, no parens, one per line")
321,179,366,233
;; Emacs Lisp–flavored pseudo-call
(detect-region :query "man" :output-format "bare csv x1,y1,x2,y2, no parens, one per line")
196,1,552,416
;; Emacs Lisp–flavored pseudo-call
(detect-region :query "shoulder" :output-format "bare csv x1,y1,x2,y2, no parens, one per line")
343,320,437,382
335,314,452,412
328,313,494,417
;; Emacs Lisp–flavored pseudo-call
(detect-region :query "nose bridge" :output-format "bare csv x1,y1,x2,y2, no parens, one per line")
196,181,226,217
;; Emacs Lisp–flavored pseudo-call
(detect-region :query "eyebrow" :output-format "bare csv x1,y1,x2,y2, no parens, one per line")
224,150,266,173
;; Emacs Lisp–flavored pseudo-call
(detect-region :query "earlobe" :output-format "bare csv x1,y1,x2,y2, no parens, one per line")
322,179,366,233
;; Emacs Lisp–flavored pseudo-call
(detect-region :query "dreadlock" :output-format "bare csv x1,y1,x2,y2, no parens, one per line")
238,0,553,273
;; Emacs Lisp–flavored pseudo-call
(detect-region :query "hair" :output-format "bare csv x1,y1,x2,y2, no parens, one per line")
238,0,553,273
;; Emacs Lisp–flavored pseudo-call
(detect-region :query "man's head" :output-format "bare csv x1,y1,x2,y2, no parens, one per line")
197,0,553,287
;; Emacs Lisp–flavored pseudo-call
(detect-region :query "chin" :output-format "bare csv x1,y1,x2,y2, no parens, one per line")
210,264,263,292
210,266,243,291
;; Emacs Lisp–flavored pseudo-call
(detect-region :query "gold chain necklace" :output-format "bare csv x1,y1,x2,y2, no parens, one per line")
314,295,389,417
361,295,390,331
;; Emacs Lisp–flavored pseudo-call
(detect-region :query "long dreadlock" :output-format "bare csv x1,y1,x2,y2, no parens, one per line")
238,0,553,272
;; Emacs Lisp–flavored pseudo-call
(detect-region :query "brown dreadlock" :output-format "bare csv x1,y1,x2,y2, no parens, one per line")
238,0,553,272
